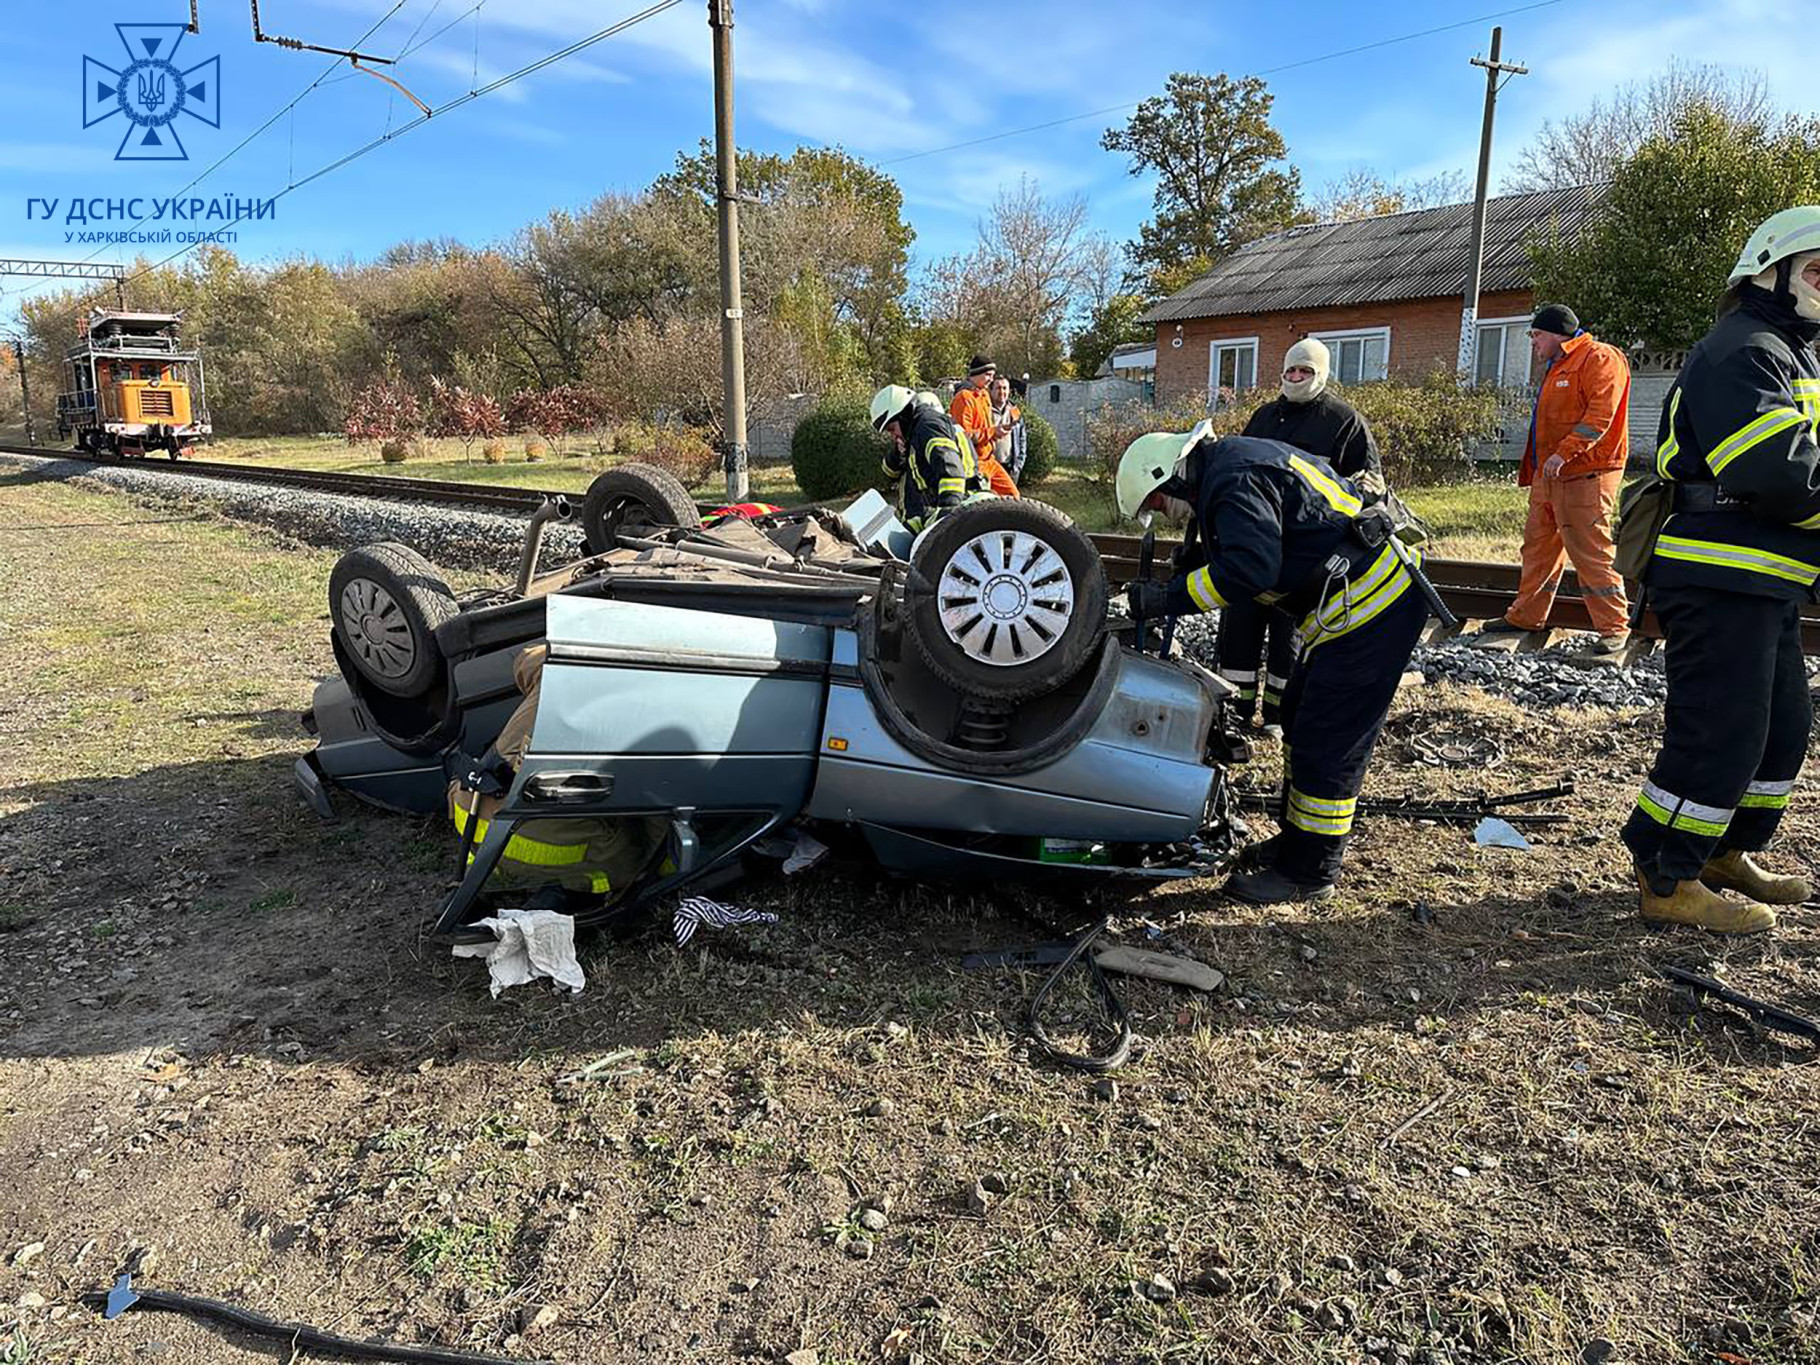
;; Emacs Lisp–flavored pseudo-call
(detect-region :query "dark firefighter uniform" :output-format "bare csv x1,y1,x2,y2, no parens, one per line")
1157,435,1425,892
881,405,983,531
1620,283,1820,887
1218,392,1382,726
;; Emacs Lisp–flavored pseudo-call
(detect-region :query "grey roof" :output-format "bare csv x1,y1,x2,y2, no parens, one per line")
1140,184,1604,324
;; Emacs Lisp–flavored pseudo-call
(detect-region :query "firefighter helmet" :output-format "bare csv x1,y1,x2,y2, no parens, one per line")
1113,420,1213,519
1727,207,1820,286
869,384,917,432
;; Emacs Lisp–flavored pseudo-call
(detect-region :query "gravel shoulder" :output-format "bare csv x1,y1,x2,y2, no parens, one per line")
3,466,1820,1365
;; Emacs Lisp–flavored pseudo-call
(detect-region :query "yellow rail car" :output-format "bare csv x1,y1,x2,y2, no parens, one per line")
57,310,212,458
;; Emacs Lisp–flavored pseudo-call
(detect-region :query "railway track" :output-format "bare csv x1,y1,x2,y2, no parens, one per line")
8,442,1819,652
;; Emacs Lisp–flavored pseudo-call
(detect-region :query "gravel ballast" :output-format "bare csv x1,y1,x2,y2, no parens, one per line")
1,452,581,575
13,451,1806,711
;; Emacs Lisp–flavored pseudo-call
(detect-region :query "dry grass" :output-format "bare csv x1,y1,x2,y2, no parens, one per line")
1,468,1817,1365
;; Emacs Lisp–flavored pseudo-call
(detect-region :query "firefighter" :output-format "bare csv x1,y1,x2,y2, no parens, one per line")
1223,336,1382,733
449,644,667,912
1619,206,1820,935
871,384,984,530
1118,427,1426,904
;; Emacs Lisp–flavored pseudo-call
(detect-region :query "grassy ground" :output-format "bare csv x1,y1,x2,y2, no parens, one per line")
3,465,1820,1364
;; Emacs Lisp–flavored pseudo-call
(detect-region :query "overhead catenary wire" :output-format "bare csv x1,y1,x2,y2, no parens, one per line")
29,0,687,337
66,0,416,278
880,0,1567,165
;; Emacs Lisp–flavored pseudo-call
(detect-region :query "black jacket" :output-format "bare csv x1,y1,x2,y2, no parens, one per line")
1651,285,1820,602
880,405,980,529
1165,436,1374,619
1241,390,1379,480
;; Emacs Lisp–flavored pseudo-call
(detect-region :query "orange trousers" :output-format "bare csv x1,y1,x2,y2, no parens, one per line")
978,451,1019,498
1507,468,1629,636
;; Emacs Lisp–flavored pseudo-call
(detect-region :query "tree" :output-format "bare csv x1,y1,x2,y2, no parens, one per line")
1528,106,1820,350
1301,169,1471,223
343,375,422,450
1069,293,1150,377
1507,60,1773,192
1102,73,1301,293
919,178,1108,379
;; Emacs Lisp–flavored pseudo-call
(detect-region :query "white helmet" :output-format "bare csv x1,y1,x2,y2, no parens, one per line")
1728,207,1820,285
1114,419,1214,520
870,384,916,432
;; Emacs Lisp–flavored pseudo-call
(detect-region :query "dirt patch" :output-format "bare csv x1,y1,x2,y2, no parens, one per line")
2,472,1819,1365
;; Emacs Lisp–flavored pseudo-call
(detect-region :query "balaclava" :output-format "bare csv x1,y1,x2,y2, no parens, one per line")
1281,337,1330,403
1758,253,1820,322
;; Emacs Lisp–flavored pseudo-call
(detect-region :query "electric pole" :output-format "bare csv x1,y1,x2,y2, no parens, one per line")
1456,26,1528,378
11,338,36,446
709,0,749,501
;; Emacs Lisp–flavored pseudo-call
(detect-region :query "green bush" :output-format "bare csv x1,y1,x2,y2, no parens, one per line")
791,394,890,501
1086,373,1504,512
1018,409,1058,486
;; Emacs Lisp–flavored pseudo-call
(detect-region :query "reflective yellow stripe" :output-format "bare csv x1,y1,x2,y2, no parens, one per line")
1186,565,1225,610
1797,509,1820,530
1657,389,1681,478
1739,777,1795,810
451,802,590,868
1288,789,1355,816
1286,788,1356,836
1707,406,1805,474
1636,780,1732,836
936,478,966,494
1654,535,1820,586
1287,453,1362,515
1299,544,1409,650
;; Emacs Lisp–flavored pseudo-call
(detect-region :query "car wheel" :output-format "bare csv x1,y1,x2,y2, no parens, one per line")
581,462,703,551
905,499,1108,703
328,542,458,698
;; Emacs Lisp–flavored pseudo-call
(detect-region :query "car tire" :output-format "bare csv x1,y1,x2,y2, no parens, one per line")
329,542,458,698
905,499,1107,703
581,462,702,551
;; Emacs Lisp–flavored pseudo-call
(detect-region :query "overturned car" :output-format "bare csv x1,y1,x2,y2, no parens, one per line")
296,464,1244,935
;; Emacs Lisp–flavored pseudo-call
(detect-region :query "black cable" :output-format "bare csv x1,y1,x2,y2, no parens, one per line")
88,1285,551,1365
1027,917,1133,1073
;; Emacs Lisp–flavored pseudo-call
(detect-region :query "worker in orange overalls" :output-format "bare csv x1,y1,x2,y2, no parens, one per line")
949,355,1020,498
1474,304,1632,659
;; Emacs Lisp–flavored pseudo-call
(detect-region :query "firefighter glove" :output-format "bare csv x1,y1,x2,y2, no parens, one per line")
1126,578,1170,622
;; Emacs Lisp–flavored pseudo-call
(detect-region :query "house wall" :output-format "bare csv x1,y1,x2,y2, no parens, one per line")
1153,288,1536,403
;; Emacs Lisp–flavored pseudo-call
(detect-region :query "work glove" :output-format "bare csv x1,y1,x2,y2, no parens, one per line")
1356,469,1387,499
1126,578,1171,622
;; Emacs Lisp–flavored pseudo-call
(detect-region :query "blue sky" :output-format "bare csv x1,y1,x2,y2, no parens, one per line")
0,0,1810,319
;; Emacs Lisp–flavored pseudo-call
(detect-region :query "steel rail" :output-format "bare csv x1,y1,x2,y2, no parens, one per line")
7,444,1818,653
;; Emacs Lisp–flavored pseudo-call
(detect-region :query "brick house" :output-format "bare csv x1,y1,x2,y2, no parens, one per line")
1142,185,1603,406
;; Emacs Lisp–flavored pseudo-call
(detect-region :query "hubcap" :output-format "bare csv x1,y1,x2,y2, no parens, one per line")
339,578,416,679
936,530,1075,667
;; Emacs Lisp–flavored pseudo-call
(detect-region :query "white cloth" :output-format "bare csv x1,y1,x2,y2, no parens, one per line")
451,908,586,997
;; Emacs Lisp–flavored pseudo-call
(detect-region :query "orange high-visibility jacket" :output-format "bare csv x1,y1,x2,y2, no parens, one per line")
1520,331,1631,486
950,385,997,463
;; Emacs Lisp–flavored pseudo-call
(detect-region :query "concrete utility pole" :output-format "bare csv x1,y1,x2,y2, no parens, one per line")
708,0,749,501
1456,26,1529,378
11,338,36,446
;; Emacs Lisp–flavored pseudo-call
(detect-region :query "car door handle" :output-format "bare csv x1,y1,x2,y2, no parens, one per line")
522,771,613,805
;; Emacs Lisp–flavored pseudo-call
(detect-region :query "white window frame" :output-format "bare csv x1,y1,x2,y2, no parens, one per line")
1472,315,1531,388
1207,335,1260,405
1309,325,1392,384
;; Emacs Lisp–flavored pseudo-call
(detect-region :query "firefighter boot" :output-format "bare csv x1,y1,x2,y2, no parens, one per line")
1699,850,1813,905
1224,865,1335,905
1635,869,1776,935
